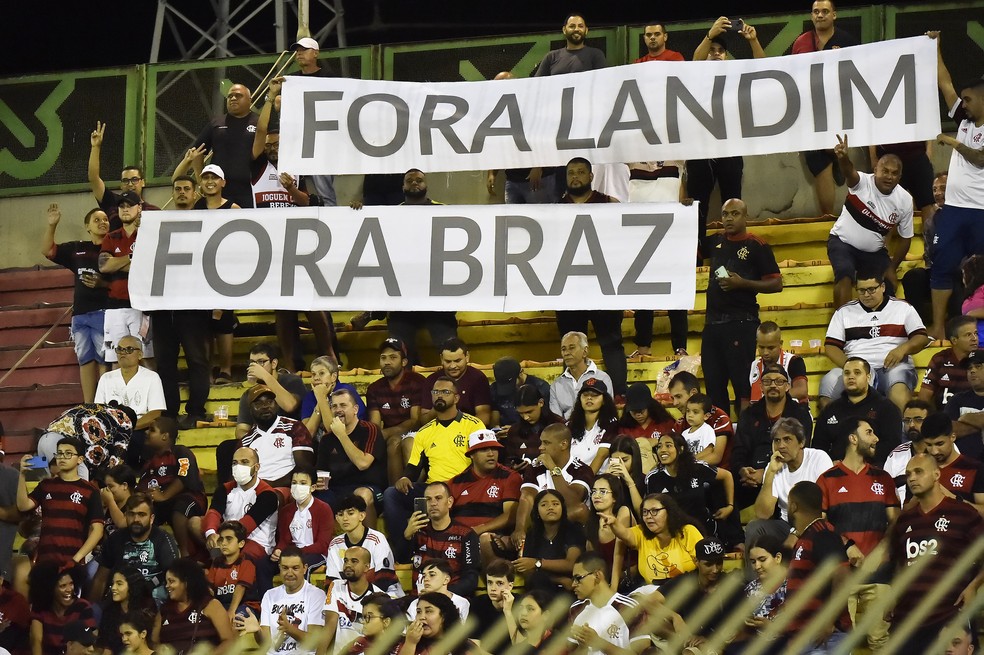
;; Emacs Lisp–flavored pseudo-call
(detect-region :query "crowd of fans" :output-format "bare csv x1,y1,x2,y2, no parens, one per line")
13,2,984,654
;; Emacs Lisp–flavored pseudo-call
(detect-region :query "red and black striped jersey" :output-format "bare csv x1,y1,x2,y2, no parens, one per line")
29,477,104,564
447,464,521,529
784,519,850,634
818,463,899,554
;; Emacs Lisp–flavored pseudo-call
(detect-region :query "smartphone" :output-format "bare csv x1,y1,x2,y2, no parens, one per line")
413,497,427,516
25,455,48,469
715,266,729,279
728,18,745,32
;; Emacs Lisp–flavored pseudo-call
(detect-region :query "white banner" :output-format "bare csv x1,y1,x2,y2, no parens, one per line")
279,37,940,175
128,204,698,312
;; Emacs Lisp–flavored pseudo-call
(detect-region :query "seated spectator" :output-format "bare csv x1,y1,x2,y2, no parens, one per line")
341,591,401,655
607,436,648,514
919,315,977,411
617,382,677,442
602,493,702,588
383,376,485,563
568,378,618,473
94,336,165,431
963,259,984,345
447,429,521,563
404,481,480,597
920,413,984,511
400,592,476,655
820,270,931,411
0,555,31,655
668,371,734,466
100,462,135,533
500,589,555,652
207,520,260,620
489,356,550,428
585,473,634,586
96,565,157,655
511,424,593,549
568,552,648,654
28,562,96,655
682,393,727,465
301,355,367,441
118,610,158,655
323,546,387,652
137,416,206,556
403,558,470,621
325,495,402,598
17,436,104,566
62,622,99,655
813,357,903,464
233,342,307,439
944,349,984,460
315,388,385,525
748,321,809,404
420,338,492,426
92,492,179,604
885,399,932,501
645,433,741,550
469,559,514,647
272,465,334,568
733,534,790,648
241,384,315,487
365,337,426,485
504,384,564,470
549,331,614,420
514,489,585,592
157,558,234,650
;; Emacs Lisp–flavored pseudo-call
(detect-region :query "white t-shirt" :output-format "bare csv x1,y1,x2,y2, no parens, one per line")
323,579,385,649
684,423,718,457
568,593,647,655
260,581,327,655
771,448,834,522
406,592,470,621
94,366,166,417
289,502,314,549
830,172,914,252
570,423,610,468
325,528,403,598
945,100,984,209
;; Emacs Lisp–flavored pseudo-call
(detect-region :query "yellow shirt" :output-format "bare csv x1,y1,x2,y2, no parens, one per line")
631,523,703,583
408,412,486,483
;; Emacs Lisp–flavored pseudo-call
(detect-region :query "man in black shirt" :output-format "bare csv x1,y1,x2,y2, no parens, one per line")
701,199,783,416
193,83,259,208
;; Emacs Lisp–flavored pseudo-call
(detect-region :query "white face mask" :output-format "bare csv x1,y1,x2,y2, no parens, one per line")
291,484,311,503
232,464,254,486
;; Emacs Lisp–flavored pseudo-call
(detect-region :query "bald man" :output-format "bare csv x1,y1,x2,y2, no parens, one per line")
193,83,259,207
323,546,385,648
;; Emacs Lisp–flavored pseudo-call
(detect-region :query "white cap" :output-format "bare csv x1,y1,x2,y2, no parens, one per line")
466,429,503,454
201,164,225,179
291,37,319,51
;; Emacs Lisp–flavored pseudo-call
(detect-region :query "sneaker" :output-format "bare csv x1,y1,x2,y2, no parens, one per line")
176,414,205,430
350,311,372,330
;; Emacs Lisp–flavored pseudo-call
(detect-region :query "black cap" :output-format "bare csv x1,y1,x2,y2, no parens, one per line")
118,190,141,207
492,357,521,394
695,537,726,562
64,622,97,646
625,383,653,412
578,377,609,397
961,350,984,368
379,337,408,358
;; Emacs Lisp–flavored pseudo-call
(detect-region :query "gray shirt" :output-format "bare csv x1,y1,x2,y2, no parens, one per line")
534,47,608,76
548,360,614,420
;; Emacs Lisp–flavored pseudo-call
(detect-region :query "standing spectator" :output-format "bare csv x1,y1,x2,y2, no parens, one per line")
420,338,492,426
701,199,782,416
505,384,564,470
272,465,334,568
156,558,234,651
813,357,903,464
920,413,984,511
945,349,984,460
323,547,386,651
489,356,550,428
193,164,241,209
17,437,103,565
41,204,110,402
98,192,153,367
635,22,684,62
567,378,618,473
549,331,614,420
888,455,984,650
301,355,366,440
919,315,977,410
901,171,952,324
817,418,899,652
791,0,859,216
366,337,426,485
828,135,913,307
748,321,809,404
315,388,385,525
567,552,648,654
325,495,402,598
240,385,315,487
404,481,480,597
94,336,166,431
535,14,607,75
513,489,585,592
87,121,159,229
928,32,984,341
193,83,258,208
27,563,95,655
285,38,337,206
96,565,157,655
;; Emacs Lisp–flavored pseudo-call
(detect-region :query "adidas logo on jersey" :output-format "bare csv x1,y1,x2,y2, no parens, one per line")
460,490,469,496
941,374,950,381
827,416,838,425
837,486,848,493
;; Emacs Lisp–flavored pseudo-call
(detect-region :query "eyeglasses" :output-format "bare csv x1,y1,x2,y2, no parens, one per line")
571,572,595,584
856,285,882,296
760,378,788,387
641,507,667,517
590,488,611,496
249,359,271,366
115,346,141,354
360,614,382,623
431,389,454,396
120,177,143,184
55,451,79,459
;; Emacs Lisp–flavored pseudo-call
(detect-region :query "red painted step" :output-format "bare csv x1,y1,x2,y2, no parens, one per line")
0,344,81,387
0,384,83,434
0,267,74,307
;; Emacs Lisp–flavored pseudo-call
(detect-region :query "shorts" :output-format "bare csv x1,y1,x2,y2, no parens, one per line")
154,492,207,521
71,310,106,365
210,310,238,335
627,177,681,203
820,362,917,398
827,236,891,283
804,149,837,177
104,308,154,363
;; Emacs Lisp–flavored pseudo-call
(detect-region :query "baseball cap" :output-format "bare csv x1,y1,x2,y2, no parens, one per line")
379,337,408,358
578,377,609,397
64,622,97,647
202,164,225,179
247,385,276,403
695,537,726,563
625,383,653,412
291,37,320,51
492,357,521,394
466,429,504,454
961,350,984,368
118,191,141,207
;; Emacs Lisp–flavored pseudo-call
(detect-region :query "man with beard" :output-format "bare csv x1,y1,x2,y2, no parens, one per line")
315,389,386,526
193,83,259,208
420,338,493,426
559,157,619,204
701,198,782,417
241,385,315,488
366,337,426,485
919,413,984,512
322,547,386,652
885,399,933,501
535,14,607,76
817,418,899,652
748,322,809,405
734,364,814,508
404,482,480,597
813,356,903,465
944,349,984,459
91,492,179,603
383,377,485,562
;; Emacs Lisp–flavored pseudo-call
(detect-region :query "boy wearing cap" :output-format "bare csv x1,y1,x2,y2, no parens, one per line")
366,337,426,485
194,164,240,209
489,356,550,428
64,621,98,655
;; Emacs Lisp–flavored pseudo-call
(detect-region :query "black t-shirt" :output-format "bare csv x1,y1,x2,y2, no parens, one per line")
522,522,586,560
491,374,550,427
195,112,260,208
945,390,984,460
644,463,719,528
704,232,781,319
50,241,110,315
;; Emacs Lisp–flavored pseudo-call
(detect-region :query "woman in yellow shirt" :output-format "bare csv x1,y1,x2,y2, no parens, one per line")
602,493,702,587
